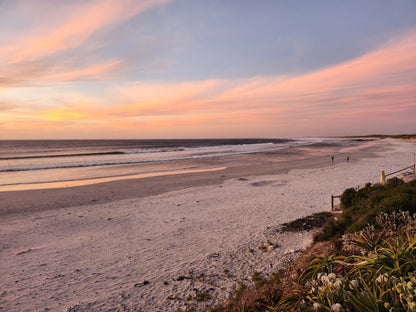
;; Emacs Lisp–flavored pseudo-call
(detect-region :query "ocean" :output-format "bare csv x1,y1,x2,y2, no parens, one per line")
0,138,370,191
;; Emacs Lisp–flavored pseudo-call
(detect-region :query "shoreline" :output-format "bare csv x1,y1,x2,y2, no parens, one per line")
1,139,415,311
0,141,384,216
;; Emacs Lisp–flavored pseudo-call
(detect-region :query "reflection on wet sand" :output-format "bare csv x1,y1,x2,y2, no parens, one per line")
0,167,226,192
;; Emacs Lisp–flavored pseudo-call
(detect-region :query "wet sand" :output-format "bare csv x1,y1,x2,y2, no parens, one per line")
0,143,382,216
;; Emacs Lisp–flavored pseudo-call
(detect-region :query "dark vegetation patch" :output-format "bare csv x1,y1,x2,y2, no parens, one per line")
280,211,332,232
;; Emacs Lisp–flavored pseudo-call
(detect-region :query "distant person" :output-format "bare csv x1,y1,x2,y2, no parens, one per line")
331,155,334,163
347,156,350,162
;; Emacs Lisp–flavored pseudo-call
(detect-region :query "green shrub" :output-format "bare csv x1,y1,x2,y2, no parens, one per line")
340,187,357,207
315,179,416,242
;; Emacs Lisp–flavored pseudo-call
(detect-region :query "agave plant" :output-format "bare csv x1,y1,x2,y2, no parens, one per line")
276,283,311,311
346,276,394,312
299,255,346,285
342,225,388,255
347,234,416,281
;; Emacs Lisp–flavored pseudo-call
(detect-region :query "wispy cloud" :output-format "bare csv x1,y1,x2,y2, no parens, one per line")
1,30,415,138
43,59,125,82
2,0,170,63
0,0,170,86
108,31,416,129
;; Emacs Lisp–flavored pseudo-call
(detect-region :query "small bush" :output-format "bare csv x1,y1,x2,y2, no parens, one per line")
340,187,357,207
315,179,416,241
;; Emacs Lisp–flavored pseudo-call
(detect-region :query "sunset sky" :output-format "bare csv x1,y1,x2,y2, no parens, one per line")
1,0,415,139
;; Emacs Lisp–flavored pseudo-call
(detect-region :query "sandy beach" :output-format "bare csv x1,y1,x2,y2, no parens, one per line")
1,139,415,312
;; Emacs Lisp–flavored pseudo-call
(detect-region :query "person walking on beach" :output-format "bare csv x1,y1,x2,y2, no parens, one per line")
331,155,334,163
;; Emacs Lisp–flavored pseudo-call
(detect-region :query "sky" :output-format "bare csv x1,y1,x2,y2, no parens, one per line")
0,0,415,139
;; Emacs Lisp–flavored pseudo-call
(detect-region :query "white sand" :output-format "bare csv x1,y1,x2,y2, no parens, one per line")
1,139,415,311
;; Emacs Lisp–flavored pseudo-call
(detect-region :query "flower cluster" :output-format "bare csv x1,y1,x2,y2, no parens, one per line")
306,273,346,311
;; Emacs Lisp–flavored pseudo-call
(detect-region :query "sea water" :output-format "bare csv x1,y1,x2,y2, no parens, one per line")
0,138,368,191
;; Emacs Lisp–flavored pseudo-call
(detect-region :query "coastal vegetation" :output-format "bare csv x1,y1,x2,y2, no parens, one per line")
211,178,416,311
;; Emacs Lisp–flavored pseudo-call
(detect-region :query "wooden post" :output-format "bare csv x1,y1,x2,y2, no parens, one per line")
412,153,415,175
331,195,334,211
381,170,385,184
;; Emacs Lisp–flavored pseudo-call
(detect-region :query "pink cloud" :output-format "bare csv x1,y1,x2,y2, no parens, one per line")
1,30,415,138
2,0,170,64
43,59,124,82
0,0,170,86
0,59,125,87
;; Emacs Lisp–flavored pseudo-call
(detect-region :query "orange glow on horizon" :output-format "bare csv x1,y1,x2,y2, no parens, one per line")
1,30,415,139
